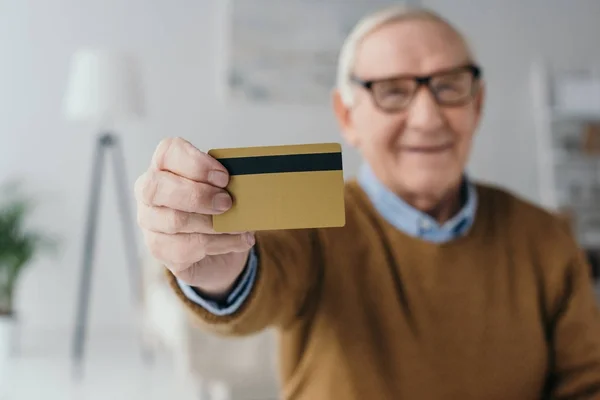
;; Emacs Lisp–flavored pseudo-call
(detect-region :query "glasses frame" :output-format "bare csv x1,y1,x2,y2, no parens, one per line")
350,63,483,113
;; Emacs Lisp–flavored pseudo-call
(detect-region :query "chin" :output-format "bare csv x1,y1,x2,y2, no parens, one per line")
394,169,461,198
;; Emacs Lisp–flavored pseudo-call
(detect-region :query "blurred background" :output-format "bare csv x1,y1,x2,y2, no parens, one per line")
1,0,600,399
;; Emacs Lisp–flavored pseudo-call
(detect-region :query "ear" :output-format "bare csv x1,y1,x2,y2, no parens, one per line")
472,81,486,127
332,89,360,147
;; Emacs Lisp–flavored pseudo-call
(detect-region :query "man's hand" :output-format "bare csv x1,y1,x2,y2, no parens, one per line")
135,137,255,298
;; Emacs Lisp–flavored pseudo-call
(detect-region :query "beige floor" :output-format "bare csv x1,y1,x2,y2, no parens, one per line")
9,356,196,400
6,326,280,400
6,328,198,400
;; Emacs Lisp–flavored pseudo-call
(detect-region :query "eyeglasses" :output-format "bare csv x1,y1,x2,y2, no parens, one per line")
350,64,482,113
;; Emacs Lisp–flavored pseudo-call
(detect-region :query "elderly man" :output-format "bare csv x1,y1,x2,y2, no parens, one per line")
135,5,600,400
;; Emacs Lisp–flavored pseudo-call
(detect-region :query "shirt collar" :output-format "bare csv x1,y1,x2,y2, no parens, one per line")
357,163,478,241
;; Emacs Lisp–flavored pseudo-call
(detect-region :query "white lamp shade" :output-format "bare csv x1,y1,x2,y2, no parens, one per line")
63,49,145,125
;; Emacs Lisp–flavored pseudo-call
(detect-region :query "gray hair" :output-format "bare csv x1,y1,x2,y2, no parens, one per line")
336,5,473,106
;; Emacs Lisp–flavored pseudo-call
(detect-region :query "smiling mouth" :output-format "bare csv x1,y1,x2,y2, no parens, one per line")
401,143,453,153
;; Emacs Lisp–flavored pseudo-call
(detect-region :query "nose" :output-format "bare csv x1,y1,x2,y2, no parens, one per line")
405,87,446,133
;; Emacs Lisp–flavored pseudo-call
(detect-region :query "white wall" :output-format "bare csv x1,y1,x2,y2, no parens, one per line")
1,0,599,351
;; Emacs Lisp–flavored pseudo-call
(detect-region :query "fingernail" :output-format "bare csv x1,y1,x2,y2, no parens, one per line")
208,170,229,187
246,232,255,246
212,192,232,211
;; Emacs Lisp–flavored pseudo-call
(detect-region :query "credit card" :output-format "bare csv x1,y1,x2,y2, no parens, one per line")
208,143,346,232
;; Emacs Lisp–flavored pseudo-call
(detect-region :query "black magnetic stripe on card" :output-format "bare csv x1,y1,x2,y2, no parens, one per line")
217,152,343,176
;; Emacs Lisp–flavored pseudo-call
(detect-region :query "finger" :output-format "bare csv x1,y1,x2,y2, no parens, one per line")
135,169,232,214
151,137,229,188
144,230,254,267
204,231,255,256
137,204,215,234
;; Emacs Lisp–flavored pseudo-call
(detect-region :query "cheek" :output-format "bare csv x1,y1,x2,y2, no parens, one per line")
356,110,405,150
445,109,477,152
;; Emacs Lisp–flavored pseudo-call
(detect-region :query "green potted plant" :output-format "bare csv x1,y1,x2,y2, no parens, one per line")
0,180,57,383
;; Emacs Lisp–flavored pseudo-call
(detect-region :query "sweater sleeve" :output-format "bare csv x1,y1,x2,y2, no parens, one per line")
548,241,600,398
166,227,324,336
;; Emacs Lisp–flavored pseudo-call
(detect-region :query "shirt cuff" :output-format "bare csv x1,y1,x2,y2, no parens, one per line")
175,247,258,316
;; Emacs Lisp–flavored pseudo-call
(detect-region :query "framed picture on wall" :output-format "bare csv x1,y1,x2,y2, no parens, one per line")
221,0,401,105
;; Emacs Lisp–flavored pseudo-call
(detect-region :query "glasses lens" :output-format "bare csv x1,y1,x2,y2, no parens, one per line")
371,79,417,111
431,70,476,104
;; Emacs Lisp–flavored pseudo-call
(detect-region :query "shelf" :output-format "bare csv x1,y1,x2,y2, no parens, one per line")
553,152,600,165
551,109,600,122
558,204,600,212
532,61,600,217
579,236,600,249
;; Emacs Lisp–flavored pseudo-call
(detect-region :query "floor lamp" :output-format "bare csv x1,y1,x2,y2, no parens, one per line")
63,49,149,379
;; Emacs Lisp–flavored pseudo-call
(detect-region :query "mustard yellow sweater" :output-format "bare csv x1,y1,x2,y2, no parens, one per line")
168,181,600,400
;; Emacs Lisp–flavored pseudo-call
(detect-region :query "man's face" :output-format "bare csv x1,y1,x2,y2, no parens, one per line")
334,18,484,202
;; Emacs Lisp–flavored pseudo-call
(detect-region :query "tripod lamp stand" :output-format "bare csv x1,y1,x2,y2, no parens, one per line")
63,49,148,378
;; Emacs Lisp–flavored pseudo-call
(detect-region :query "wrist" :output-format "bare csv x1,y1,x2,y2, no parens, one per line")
192,250,252,301
191,285,233,303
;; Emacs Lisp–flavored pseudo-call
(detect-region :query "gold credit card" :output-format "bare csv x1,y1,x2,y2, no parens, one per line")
208,143,346,232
